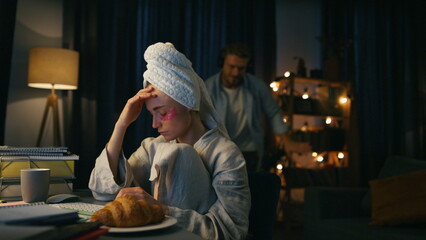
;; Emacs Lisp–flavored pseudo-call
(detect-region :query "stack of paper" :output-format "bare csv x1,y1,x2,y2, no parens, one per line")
0,146,79,198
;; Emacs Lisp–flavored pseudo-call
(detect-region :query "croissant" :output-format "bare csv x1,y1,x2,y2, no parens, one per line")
90,195,165,227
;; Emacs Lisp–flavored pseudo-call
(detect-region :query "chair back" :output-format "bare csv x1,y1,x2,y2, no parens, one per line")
247,172,281,240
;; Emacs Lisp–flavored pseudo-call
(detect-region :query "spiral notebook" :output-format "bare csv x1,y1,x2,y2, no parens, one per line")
0,146,69,156
0,202,80,225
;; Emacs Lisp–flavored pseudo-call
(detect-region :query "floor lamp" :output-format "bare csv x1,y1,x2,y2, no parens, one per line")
27,48,79,147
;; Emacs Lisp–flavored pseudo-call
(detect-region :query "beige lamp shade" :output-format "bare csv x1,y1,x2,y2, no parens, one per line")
28,47,79,90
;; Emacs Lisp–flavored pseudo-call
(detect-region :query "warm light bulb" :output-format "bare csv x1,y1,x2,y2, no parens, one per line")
284,71,291,78
301,122,308,131
270,82,279,92
302,88,309,99
317,156,324,162
312,152,318,157
339,96,348,104
276,163,283,170
325,117,332,125
337,152,345,159
283,117,287,123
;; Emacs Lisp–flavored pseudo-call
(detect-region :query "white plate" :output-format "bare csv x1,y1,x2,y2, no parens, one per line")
103,216,177,233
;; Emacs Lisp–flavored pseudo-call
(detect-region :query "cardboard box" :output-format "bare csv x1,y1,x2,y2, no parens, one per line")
0,155,78,178
1,160,75,178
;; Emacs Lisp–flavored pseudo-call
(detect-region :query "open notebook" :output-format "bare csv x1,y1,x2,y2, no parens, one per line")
0,202,79,225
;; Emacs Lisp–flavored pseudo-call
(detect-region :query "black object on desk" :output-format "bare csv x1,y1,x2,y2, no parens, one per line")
0,221,105,240
46,193,80,204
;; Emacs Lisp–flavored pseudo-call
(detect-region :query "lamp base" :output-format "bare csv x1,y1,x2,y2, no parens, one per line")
36,92,61,147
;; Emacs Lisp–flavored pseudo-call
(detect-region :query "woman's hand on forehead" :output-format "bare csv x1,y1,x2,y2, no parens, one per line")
137,86,156,99
117,86,157,128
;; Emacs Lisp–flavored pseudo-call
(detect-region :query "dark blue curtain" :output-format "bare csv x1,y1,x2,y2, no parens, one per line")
322,0,425,186
0,0,17,145
354,0,425,184
64,0,277,188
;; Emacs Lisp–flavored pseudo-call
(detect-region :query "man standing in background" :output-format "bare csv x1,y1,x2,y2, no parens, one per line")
205,42,291,172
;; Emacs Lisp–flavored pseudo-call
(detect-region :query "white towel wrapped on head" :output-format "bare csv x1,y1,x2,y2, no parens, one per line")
143,42,200,110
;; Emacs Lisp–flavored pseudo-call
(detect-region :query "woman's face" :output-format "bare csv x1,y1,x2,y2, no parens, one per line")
145,88,192,142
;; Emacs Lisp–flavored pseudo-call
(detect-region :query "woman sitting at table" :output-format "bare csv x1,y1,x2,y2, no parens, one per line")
88,42,250,239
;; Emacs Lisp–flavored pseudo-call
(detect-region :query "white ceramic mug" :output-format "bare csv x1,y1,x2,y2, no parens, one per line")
20,168,50,203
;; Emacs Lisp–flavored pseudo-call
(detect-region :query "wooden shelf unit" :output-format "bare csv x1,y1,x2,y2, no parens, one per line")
272,76,352,169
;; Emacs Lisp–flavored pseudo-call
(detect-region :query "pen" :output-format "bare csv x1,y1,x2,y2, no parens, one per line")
0,200,7,203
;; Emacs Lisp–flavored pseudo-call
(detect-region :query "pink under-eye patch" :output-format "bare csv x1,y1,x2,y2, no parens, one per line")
160,107,177,121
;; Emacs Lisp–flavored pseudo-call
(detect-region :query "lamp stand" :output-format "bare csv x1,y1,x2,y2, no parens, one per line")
36,88,61,147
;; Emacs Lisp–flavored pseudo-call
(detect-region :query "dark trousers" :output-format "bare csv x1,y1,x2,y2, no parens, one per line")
242,151,259,173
